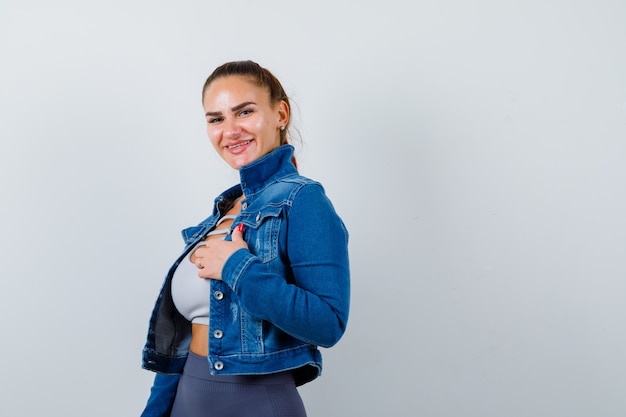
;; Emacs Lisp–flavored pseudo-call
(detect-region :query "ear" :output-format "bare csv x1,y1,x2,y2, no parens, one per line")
276,100,290,127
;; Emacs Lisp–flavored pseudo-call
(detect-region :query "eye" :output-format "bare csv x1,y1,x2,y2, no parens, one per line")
239,108,253,117
207,116,222,124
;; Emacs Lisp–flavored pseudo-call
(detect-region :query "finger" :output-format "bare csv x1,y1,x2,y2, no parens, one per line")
190,242,206,263
193,244,209,258
231,223,244,242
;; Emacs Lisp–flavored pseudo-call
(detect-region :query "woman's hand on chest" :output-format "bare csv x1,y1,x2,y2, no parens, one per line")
192,223,248,280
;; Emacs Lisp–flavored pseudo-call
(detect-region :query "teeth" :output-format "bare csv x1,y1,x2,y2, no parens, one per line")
228,141,251,149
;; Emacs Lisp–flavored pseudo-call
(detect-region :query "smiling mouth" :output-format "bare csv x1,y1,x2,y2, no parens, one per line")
226,140,252,149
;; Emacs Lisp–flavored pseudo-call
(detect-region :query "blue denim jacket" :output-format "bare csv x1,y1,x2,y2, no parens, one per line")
140,145,350,417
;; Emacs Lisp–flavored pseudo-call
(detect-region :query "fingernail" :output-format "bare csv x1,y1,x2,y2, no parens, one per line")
236,223,244,233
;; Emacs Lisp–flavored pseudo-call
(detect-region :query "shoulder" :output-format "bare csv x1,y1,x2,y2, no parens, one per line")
254,173,322,202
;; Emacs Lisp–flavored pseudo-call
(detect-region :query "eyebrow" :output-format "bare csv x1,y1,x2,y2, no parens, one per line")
205,101,256,117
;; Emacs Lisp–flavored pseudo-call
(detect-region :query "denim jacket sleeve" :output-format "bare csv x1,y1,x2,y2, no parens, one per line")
139,373,180,417
221,183,350,347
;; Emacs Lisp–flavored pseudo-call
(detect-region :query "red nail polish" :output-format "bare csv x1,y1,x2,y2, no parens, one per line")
237,223,244,233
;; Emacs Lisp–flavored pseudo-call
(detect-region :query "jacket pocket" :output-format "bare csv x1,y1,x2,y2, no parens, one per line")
241,205,283,263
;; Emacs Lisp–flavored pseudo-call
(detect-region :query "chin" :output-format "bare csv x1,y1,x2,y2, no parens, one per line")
228,156,251,169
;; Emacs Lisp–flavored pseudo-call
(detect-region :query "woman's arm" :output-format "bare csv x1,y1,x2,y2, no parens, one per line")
140,373,180,417
221,183,350,347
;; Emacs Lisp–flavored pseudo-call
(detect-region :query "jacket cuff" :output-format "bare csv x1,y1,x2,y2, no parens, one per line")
221,248,256,290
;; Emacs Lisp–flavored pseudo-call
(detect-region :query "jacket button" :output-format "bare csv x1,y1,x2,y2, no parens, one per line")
242,202,248,210
256,212,261,222
213,329,223,339
214,361,224,370
214,291,224,300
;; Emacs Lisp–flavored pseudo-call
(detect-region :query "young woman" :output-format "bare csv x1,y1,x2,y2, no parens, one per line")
140,60,350,417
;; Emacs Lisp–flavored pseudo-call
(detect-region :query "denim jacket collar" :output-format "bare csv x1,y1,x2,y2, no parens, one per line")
239,145,297,197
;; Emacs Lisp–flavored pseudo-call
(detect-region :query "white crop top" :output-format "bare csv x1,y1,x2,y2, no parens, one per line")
171,214,237,325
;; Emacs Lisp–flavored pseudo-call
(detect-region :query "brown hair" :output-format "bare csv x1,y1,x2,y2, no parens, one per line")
202,60,292,148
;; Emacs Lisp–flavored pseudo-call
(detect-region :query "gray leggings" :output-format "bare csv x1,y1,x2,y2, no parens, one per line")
170,352,307,417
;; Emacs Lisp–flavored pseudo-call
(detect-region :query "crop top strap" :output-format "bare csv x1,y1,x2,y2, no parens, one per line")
205,214,238,238
217,214,238,224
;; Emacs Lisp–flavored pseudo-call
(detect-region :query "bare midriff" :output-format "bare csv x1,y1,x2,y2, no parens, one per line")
188,196,242,357
191,323,210,356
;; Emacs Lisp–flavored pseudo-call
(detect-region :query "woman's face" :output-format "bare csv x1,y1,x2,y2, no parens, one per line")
202,76,289,169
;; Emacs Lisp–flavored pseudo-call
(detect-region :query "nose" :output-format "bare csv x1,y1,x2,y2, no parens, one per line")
224,118,242,140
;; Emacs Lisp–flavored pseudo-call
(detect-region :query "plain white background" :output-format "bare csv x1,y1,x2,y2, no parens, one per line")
1,1,625,416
